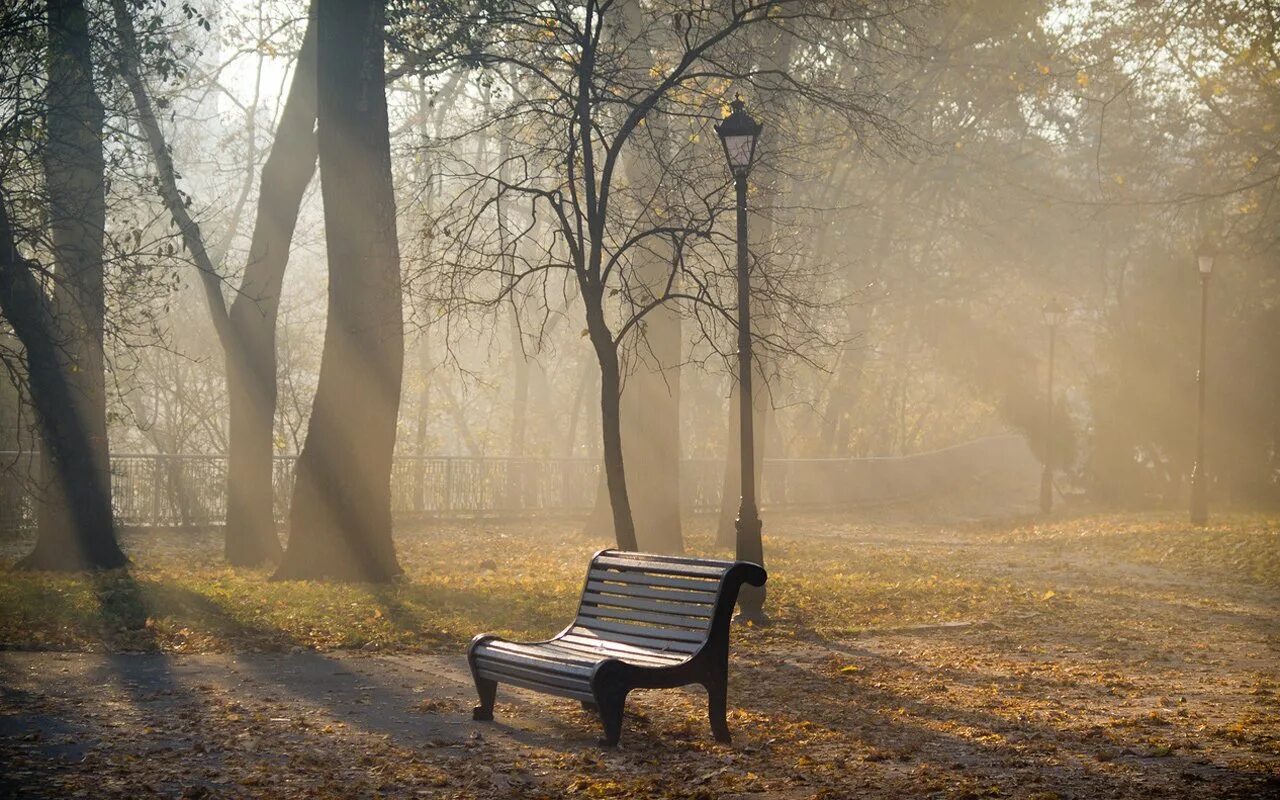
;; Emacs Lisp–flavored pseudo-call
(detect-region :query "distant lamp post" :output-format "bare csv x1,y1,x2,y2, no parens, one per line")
715,96,767,624
1040,298,1068,514
1190,242,1215,525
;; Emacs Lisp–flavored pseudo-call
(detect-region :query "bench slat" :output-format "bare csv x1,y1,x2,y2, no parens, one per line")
542,640,687,667
577,604,711,631
576,614,706,645
587,568,720,594
561,629,699,656
476,658,591,691
477,667,594,702
594,554,728,579
479,642,596,675
585,580,717,608
600,551,741,571
581,589,714,618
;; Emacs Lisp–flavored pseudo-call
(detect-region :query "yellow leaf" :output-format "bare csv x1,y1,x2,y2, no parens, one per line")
1076,71,1090,88
1041,590,1057,601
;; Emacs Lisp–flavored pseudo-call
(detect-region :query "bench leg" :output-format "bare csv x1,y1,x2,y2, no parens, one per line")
706,675,731,743
472,675,497,721
594,689,626,747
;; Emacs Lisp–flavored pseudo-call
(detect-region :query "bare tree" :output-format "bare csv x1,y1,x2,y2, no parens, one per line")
110,0,319,566
221,11,318,565
419,0,899,550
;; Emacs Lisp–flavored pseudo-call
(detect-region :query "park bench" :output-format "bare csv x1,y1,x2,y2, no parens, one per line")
467,549,767,746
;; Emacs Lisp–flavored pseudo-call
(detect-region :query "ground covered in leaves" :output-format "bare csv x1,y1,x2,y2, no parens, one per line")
1,508,1277,798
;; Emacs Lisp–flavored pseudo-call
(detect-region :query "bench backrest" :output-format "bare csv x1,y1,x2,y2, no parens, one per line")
572,550,765,657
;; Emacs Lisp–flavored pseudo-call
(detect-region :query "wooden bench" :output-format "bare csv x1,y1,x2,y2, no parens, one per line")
467,549,767,746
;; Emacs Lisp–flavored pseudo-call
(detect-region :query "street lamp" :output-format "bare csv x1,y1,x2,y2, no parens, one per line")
1190,241,1214,525
715,96,767,624
1040,298,1067,514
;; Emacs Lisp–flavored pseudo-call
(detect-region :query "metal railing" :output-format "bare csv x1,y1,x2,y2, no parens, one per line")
0,435,1033,529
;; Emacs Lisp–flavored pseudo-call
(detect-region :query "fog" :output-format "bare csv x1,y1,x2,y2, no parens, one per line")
0,0,1276,571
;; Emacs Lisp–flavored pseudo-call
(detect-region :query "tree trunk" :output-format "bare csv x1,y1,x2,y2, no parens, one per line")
224,14,318,565
509,313,530,457
585,0,683,553
822,302,873,456
12,0,124,571
618,306,682,553
412,330,431,514
112,1,318,565
273,0,404,582
563,358,593,458
587,297,638,552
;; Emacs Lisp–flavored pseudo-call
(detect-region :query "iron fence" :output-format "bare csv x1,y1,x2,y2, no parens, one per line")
0,435,1033,529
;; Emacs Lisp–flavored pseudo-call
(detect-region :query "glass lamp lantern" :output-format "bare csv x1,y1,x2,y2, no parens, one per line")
714,96,763,177
1197,244,1216,275
1042,298,1068,327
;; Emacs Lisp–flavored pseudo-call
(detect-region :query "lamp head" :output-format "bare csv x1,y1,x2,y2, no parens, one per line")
1042,298,1068,328
1197,241,1216,275
715,95,763,177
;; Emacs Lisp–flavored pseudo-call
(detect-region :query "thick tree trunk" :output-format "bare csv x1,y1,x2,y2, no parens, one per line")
821,303,872,456
618,0,682,553
582,272,683,552
113,2,318,565
1,191,123,570
273,0,404,582
224,16,318,565
563,358,593,458
12,0,123,571
618,305,683,553
581,1,683,553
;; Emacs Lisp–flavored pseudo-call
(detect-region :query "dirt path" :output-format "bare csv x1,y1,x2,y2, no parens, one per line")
2,513,1277,798
3,613,1276,800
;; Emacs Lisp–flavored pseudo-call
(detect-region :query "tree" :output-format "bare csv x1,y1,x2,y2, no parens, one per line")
222,11,318,565
422,0,899,551
110,0,319,566
3,0,125,570
273,0,404,581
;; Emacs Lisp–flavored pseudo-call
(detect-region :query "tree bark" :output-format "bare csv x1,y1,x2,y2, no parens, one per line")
112,2,318,565
9,0,124,570
592,324,639,553
224,15,318,565
274,0,404,582
586,0,683,553
615,298,683,553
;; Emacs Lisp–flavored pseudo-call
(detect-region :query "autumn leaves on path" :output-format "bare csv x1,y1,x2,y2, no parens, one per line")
1,512,1277,798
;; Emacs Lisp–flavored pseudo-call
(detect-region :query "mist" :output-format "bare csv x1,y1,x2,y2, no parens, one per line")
0,1,1276,796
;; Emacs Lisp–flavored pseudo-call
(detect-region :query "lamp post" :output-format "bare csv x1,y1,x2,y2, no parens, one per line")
1190,242,1214,525
1040,299,1067,514
715,96,767,624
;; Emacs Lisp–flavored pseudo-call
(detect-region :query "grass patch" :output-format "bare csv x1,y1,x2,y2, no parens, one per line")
1,511,1275,653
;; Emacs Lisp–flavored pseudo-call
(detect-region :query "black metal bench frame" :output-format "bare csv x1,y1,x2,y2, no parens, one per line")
466,549,767,746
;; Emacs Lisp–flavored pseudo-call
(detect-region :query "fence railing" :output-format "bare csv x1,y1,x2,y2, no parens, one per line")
0,435,1034,529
